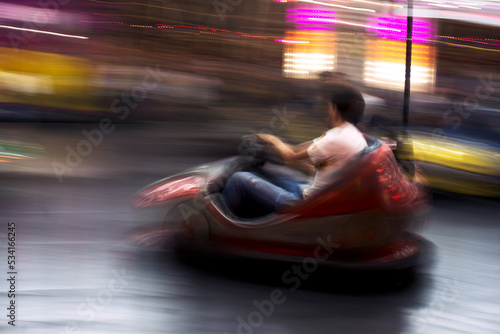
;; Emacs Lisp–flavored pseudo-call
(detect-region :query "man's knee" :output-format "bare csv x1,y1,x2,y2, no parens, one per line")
229,171,253,185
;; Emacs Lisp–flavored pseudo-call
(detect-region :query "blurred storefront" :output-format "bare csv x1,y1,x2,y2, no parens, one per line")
277,0,437,93
276,1,500,95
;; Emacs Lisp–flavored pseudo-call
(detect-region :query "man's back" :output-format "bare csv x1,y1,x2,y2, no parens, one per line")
303,122,367,199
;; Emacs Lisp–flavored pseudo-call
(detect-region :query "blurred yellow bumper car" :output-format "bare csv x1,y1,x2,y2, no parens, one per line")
397,132,500,197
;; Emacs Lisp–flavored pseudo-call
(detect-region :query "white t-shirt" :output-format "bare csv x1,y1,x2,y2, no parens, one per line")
302,122,367,199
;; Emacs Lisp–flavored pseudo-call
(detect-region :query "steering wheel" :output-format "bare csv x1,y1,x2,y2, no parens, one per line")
239,134,285,167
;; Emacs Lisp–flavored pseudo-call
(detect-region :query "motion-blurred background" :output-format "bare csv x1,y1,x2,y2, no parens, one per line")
1,0,500,196
0,1,499,334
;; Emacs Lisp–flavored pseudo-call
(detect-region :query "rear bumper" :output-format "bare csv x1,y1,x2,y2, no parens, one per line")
316,235,436,271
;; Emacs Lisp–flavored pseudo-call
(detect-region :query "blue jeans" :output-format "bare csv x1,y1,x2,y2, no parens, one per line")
223,171,306,214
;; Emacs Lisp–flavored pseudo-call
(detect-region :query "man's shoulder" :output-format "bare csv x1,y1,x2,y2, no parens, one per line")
323,123,360,139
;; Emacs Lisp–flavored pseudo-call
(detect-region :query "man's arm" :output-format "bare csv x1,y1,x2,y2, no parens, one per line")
256,134,315,176
257,134,312,162
278,140,312,161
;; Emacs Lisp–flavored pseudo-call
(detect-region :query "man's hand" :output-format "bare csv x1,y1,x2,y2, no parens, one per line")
255,133,311,163
255,133,283,146
255,133,290,157
255,133,314,174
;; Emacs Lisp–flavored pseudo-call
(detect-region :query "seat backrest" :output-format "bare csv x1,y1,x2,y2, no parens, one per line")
278,134,383,216
307,134,381,196
361,134,382,156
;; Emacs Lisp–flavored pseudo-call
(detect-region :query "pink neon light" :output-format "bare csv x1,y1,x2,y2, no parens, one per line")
287,8,336,13
288,20,336,25
367,15,433,43
286,6,336,30
295,26,335,30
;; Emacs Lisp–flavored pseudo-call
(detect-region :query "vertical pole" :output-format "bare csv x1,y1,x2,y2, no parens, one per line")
399,0,415,178
403,0,413,128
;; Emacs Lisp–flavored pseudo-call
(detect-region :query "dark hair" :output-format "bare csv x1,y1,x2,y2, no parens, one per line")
321,83,365,125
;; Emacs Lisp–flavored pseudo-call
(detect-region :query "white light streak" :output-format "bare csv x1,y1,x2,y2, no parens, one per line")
297,0,375,13
277,39,310,44
459,5,482,9
0,25,89,39
349,0,403,8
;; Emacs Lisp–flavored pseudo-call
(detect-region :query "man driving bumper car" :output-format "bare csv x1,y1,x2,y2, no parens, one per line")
223,83,367,215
